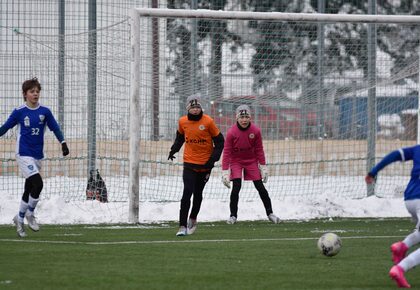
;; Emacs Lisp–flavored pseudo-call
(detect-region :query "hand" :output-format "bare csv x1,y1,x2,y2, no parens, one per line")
168,151,176,161
61,142,69,156
365,173,376,184
259,165,268,183
204,158,215,169
222,170,231,188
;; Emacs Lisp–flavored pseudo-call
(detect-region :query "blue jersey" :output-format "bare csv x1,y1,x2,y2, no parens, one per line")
369,145,420,200
0,104,64,159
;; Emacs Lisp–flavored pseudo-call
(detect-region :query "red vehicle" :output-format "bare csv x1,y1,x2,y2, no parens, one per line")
209,95,302,140
209,95,335,140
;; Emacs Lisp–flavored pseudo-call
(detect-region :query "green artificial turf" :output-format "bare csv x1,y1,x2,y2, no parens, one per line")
0,218,416,290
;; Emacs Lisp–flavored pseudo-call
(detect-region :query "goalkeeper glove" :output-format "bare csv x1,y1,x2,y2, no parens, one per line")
365,173,376,184
61,142,69,156
259,164,268,183
222,170,231,188
168,150,176,161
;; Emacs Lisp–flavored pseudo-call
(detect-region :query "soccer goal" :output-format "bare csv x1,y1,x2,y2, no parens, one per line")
129,8,420,221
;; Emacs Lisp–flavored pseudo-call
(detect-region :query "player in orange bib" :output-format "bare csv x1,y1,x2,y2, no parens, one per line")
168,95,224,236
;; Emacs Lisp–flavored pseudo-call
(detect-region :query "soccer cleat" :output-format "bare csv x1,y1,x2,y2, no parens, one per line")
26,214,40,232
187,218,197,235
268,213,280,224
227,216,237,224
391,241,408,265
176,226,187,237
13,215,26,238
389,265,411,288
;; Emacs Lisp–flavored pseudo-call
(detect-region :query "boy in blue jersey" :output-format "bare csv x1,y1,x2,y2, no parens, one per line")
366,145,420,288
0,78,69,238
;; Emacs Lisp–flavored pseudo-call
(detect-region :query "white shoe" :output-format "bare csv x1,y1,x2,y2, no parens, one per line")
187,218,197,235
13,215,26,238
227,216,237,224
26,214,40,232
268,213,280,224
176,226,187,236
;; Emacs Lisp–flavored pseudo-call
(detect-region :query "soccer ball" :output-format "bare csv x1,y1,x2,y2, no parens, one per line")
317,232,342,257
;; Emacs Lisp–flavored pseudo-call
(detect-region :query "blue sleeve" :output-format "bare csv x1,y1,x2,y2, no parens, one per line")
53,129,65,143
0,125,8,137
45,108,64,143
369,150,403,177
0,110,18,137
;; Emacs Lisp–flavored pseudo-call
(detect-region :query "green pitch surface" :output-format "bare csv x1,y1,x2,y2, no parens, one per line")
0,218,418,290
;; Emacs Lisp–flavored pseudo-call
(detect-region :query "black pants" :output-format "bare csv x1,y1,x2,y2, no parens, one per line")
230,179,273,218
179,167,211,227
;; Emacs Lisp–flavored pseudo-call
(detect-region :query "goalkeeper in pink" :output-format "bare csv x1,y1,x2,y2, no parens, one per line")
221,105,280,224
366,145,420,288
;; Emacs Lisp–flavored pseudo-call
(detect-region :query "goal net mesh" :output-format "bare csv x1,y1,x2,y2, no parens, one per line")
1,8,419,215
130,9,419,201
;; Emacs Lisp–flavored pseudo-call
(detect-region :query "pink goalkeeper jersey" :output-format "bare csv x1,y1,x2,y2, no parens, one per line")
222,123,266,170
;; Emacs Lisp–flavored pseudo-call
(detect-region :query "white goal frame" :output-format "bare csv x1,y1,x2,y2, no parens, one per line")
129,8,420,223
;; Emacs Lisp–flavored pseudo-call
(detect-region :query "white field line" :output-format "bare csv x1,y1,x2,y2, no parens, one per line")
0,235,403,245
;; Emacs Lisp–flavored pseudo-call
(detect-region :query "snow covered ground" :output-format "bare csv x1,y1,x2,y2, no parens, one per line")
0,191,410,225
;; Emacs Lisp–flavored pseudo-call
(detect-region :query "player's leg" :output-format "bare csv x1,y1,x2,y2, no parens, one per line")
187,170,211,234
19,179,31,222
14,156,41,237
189,170,210,219
253,180,280,223
25,173,43,231
252,179,272,214
177,167,195,236
12,179,31,237
227,164,243,224
389,199,420,288
228,179,242,223
391,199,420,264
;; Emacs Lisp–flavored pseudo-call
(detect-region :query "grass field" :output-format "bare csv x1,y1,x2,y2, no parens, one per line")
0,218,418,290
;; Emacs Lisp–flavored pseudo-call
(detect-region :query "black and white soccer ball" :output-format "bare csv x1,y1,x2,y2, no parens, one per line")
317,232,342,257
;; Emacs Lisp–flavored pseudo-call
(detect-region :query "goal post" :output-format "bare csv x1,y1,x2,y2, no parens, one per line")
130,8,420,221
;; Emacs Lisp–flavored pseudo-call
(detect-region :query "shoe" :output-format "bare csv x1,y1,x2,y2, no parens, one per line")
13,215,26,238
176,226,187,237
389,265,411,288
391,241,408,264
26,214,40,232
268,213,280,224
187,218,197,235
227,216,237,224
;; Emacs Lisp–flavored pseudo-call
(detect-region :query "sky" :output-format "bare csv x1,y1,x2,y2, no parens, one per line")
0,191,410,225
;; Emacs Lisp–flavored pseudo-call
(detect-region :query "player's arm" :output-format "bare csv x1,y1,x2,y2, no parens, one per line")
203,119,224,168
204,133,224,168
221,131,232,188
254,130,268,183
168,130,185,161
46,109,69,156
221,131,232,171
0,125,9,137
254,129,266,166
0,110,19,137
52,129,69,156
365,149,403,183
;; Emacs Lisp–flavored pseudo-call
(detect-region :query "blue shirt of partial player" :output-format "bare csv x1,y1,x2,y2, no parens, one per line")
368,145,420,200
0,104,64,160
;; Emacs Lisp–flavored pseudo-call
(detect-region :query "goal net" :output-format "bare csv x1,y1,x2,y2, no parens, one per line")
129,8,420,213
2,7,420,223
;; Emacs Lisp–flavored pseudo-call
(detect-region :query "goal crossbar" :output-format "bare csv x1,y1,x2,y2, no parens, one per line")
134,8,420,24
